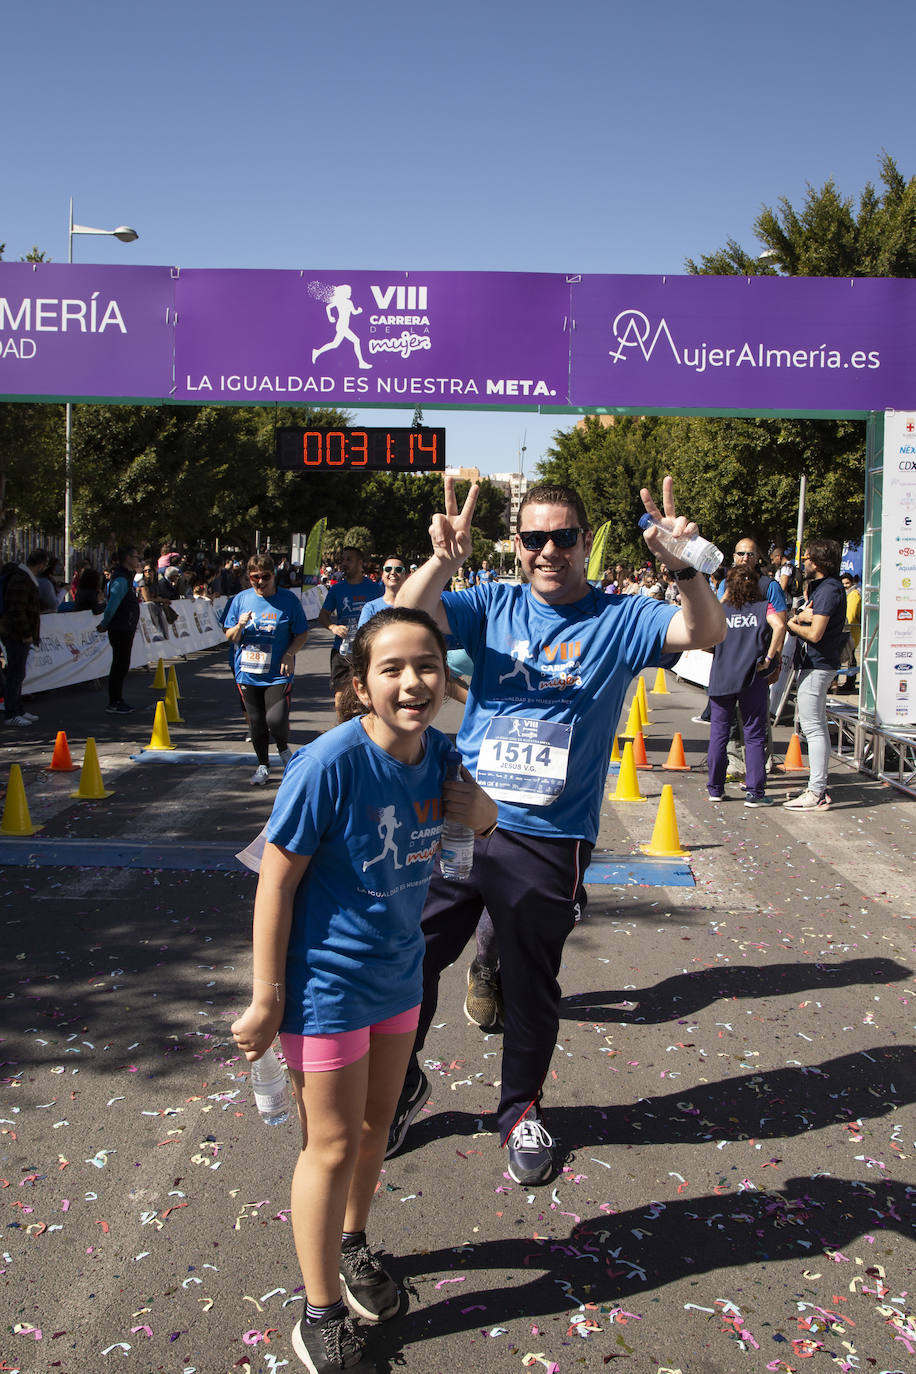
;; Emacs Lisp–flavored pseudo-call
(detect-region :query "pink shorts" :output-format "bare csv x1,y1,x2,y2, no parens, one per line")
279,1005,420,1073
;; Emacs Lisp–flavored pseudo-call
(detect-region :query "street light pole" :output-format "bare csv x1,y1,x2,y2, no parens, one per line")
64,198,138,589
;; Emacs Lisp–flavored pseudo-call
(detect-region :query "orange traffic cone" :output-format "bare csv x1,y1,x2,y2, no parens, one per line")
662,732,691,771
651,667,670,695
632,730,653,770
71,737,114,800
146,700,175,751
611,741,646,802
46,730,79,773
641,784,690,858
164,679,184,724
619,697,643,739
781,732,807,772
1,765,42,836
636,677,650,724
167,664,181,700
150,658,167,691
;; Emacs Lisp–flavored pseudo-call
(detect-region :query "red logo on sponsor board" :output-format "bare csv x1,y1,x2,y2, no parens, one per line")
899,609,915,621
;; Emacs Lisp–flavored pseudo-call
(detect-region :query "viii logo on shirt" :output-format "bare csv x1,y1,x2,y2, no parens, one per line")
476,718,573,806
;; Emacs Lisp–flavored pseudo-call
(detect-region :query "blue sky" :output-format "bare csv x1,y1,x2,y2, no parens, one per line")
4,0,913,477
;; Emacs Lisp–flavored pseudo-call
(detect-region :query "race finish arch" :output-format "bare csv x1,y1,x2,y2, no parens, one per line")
2,262,915,785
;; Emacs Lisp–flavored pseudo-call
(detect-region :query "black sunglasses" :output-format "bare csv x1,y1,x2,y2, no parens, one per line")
518,527,582,552
383,565,406,574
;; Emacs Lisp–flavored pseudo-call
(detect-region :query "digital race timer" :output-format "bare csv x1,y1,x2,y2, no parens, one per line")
276,426,445,472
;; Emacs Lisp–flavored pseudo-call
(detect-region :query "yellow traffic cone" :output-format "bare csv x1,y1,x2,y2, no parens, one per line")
636,676,650,724
47,730,79,773
650,667,670,695
641,784,690,857
150,658,167,691
609,734,621,764
71,737,114,800
167,664,181,700
619,697,643,739
611,741,646,802
146,700,175,751
1,764,42,835
164,679,184,724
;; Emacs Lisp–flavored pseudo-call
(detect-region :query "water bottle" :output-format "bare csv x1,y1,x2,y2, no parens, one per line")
249,1044,290,1125
638,513,724,575
440,749,474,881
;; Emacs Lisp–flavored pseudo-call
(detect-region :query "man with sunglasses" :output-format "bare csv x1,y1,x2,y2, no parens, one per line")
356,554,409,627
388,475,725,1184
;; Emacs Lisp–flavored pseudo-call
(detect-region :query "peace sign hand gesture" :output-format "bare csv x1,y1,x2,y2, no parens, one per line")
429,475,479,569
639,474,699,570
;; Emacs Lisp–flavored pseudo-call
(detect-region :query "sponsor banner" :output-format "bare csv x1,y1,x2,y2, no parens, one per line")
569,274,916,413
173,268,571,407
0,263,174,399
5,263,916,415
877,411,916,726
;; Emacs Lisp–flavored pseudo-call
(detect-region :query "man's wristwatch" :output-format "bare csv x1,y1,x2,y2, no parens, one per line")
669,565,698,582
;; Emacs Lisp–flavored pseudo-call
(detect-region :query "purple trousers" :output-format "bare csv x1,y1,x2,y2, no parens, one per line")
708,673,768,797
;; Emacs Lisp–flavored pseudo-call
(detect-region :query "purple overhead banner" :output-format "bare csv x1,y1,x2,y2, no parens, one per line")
3,262,916,415
0,263,174,399
569,274,916,412
173,269,571,406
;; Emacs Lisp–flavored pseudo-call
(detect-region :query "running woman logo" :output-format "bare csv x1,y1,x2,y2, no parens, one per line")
362,804,403,872
308,282,372,370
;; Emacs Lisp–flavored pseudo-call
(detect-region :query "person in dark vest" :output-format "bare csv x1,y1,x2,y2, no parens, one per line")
97,546,142,713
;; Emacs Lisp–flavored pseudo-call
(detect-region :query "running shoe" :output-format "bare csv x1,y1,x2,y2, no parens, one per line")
690,715,708,725
385,1069,431,1159
744,793,775,808
20,711,39,723
250,764,270,786
464,959,503,1031
783,789,830,811
291,1311,375,1372
3,715,33,727
105,701,134,714
707,791,725,803
339,1235,400,1322
507,1109,556,1186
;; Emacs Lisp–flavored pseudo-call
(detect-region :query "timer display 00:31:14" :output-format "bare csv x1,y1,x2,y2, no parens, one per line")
275,426,445,471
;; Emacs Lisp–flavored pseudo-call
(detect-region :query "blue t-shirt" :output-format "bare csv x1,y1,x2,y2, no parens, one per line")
796,575,847,671
223,587,308,686
708,598,771,695
442,583,677,843
356,595,395,629
268,718,453,1035
323,578,384,655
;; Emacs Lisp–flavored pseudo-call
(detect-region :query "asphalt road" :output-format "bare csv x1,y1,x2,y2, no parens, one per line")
2,630,914,1374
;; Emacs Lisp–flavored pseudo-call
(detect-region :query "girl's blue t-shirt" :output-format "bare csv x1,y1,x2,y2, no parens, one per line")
223,588,308,686
268,717,452,1035
442,582,676,844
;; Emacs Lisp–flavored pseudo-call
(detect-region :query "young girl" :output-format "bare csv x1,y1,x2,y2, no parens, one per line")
231,608,497,1374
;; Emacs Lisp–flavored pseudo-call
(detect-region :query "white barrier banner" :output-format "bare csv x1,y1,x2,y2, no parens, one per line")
22,587,327,695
